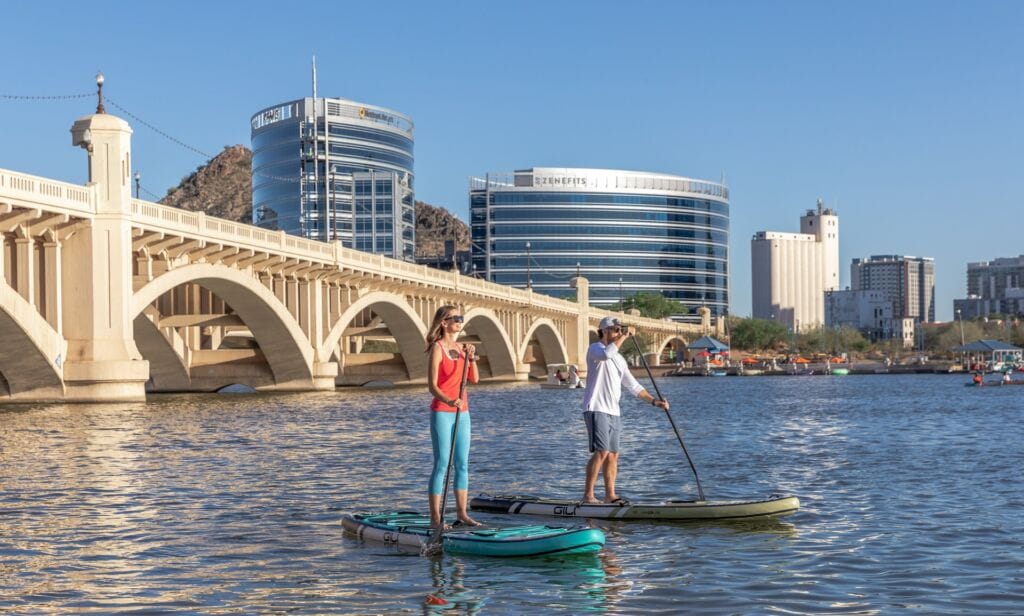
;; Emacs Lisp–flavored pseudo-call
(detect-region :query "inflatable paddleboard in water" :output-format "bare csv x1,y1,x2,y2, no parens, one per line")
342,511,605,557
471,493,800,521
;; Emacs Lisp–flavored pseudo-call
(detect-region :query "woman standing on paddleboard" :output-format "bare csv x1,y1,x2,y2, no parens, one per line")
426,305,480,528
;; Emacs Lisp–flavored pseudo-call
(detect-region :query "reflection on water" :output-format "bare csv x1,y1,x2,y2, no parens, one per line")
422,551,627,615
3,376,1024,613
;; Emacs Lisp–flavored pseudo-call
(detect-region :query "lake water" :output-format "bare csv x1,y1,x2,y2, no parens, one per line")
2,374,1023,614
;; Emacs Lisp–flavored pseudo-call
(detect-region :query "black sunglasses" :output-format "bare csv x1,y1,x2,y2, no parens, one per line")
444,315,465,323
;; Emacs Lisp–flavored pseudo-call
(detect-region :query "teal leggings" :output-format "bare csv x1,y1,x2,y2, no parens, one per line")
429,411,471,495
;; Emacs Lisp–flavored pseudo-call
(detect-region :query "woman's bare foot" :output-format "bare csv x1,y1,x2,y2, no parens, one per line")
456,515,482,527
581,494,601,504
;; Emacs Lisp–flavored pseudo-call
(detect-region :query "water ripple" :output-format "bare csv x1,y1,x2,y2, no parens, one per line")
2,375,1023,613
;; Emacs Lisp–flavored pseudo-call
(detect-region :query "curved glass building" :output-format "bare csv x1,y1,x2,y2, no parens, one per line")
251,97,415,261
470,168,730,321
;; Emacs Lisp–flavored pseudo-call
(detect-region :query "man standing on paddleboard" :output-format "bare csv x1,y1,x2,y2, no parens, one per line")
582,316,670,504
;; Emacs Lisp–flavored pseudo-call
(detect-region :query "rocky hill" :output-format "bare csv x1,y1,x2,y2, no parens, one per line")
415,200,470,258
160,145,253,222
159,146,469,257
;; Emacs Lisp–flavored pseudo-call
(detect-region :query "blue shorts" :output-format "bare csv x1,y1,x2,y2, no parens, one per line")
584,411,621,453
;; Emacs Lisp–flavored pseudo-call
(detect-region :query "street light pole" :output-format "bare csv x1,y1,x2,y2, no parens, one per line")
525,241,531,290
957,309,965,346
618,277,623,308
957,308,966,369
134,171,140,199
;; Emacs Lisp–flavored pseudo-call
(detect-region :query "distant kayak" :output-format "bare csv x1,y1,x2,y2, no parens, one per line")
341,511,605,557
471,494,800,521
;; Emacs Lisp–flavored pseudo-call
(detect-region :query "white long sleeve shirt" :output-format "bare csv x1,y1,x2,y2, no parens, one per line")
582,341,645,416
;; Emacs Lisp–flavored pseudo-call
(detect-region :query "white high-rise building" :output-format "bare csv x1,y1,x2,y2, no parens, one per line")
751,199,839,331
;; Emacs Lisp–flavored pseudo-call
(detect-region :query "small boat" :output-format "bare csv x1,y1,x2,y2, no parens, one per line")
708,370,728,377
830,368,850,376
539,381,583,389
470,493,800,521
539,363,584,389
341,512,605,557
739,369,763,376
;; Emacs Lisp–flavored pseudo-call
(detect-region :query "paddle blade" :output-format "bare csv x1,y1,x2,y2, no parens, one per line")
421,531,444,557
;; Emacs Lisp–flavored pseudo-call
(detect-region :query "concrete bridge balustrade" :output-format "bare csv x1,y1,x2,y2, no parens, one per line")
0,108,706,403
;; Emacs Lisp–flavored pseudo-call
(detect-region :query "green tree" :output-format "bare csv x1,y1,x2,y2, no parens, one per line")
610,292,686,319
1012,322,1024,347
729,318,789,351
618,331,655,364
362,340,399,353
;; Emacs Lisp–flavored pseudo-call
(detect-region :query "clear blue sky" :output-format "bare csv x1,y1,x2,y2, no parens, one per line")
3,1,1021,320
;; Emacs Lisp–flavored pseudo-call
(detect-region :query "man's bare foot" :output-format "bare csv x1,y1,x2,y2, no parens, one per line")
455,515,482,527
581,495,600,504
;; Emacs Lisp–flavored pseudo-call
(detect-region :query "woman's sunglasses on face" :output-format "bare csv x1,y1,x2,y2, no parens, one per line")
444,315,465,323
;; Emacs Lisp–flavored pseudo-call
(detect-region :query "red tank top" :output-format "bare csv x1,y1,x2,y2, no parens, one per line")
431,342,469,412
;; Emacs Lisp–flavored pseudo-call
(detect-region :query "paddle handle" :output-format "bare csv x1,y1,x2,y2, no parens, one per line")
631,334,705,502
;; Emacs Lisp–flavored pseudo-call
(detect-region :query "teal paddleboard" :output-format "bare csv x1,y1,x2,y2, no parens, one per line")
342,511,605,557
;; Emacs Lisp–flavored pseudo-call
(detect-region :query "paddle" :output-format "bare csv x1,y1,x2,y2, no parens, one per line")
630,333,706,501
424,344,473,555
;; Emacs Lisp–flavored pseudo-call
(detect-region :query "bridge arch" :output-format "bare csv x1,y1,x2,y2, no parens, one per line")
0,284,65,397
519,318,569,370
462,307,517,379
654,334,689,361
320,291,428,383
133,313,192,391
132,264,314,385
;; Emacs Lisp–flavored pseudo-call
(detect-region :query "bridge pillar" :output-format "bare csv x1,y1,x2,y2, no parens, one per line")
570,275,590,376
41,239,62,332
63,112,149,401
13,235,34,302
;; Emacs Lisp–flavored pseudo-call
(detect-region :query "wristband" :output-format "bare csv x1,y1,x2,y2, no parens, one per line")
651,399,658,407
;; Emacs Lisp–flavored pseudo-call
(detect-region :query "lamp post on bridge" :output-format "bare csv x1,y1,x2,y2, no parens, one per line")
525,241,531,290
957,308,966,368
134,171,140,199
95,72,105,114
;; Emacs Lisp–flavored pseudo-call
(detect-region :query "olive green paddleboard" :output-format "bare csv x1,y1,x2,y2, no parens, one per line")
471,494,799,521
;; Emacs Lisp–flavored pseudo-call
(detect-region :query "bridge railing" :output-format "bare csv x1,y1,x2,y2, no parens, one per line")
125,197,684,332
0,168,94,215
132,199,337,262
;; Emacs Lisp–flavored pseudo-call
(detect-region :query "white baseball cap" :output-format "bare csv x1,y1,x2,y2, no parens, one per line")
598,316,622,331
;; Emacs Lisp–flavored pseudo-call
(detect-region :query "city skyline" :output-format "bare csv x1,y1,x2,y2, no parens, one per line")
2,1,1021,320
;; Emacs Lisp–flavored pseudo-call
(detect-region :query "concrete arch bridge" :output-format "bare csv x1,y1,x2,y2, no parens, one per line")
0,111,704,402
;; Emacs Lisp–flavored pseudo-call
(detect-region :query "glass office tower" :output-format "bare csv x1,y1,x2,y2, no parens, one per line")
470,168,730,322
250,97,415,261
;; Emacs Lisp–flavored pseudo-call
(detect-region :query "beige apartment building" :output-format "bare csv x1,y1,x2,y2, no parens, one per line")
751,200,839,331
